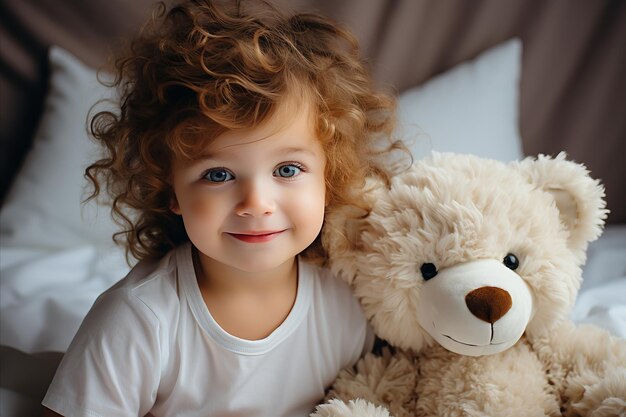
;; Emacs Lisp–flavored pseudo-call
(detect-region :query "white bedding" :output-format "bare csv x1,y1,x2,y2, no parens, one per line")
571,224,626,336
0,245,130,353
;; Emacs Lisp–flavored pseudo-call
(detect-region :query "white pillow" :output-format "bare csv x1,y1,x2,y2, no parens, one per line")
0,47,131,354
397,38,524,162
0,46,119,249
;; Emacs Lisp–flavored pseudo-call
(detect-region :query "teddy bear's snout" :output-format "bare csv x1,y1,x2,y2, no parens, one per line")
465,286,513,324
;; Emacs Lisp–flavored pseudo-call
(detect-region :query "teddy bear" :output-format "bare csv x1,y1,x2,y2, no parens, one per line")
312,152,626,417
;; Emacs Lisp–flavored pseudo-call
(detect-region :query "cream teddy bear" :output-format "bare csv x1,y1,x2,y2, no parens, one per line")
313,152,626,417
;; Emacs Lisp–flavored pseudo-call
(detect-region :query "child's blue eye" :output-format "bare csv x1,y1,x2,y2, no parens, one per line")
274,164,302,178
203,168,234,183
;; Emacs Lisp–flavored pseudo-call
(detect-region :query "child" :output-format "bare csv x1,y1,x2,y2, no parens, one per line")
42,1,403,416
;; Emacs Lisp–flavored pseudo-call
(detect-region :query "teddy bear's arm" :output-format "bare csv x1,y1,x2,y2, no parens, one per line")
313,349,417,417
529,320,626,416
311,398,392,417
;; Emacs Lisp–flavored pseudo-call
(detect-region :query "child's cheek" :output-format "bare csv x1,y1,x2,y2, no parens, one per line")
191,196,215,218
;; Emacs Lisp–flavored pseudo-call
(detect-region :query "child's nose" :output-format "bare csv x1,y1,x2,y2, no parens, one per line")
234,180,276,217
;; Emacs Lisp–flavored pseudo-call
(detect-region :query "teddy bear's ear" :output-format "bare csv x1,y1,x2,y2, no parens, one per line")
516,152,608,256
322,177,386,284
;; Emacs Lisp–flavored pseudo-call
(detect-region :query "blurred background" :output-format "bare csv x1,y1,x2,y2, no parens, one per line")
1,0,625,222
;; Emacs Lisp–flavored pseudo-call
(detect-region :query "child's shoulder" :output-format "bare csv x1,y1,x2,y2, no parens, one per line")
110,247,178,292
95,245,186,321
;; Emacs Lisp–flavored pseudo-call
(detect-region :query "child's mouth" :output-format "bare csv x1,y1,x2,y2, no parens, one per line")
226,230,285,243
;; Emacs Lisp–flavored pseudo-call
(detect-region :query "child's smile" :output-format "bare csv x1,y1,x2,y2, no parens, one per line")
226,229,287,243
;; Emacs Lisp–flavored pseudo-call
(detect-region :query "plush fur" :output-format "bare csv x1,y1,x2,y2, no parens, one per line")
312,153,626,417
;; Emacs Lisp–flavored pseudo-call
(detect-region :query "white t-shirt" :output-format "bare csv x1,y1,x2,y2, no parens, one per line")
42,243,373,417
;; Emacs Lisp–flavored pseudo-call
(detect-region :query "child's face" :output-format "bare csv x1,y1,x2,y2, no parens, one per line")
170,100,326,274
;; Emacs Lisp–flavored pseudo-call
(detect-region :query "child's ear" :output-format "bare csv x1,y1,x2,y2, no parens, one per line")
170,197,181,215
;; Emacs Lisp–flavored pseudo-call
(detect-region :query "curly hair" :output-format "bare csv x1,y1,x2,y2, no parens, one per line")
87,0,405,263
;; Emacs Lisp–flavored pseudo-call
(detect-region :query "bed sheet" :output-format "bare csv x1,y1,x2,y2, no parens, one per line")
0,245,130,354
570,224,626,337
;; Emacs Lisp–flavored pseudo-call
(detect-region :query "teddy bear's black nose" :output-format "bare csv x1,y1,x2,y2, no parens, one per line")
465,286,512,323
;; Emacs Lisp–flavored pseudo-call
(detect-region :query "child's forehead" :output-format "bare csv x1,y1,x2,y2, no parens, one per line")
206,111,319,154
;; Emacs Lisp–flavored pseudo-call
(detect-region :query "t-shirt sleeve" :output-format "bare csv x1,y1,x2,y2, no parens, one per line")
42,287,161,417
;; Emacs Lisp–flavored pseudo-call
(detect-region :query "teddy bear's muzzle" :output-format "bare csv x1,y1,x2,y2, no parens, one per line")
416,259,534,357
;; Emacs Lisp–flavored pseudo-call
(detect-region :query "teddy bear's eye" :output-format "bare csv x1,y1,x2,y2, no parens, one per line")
420,263,438,280
503,253,519,270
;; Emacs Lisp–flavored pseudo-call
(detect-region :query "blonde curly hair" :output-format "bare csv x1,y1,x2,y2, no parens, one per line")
87,0,405,262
